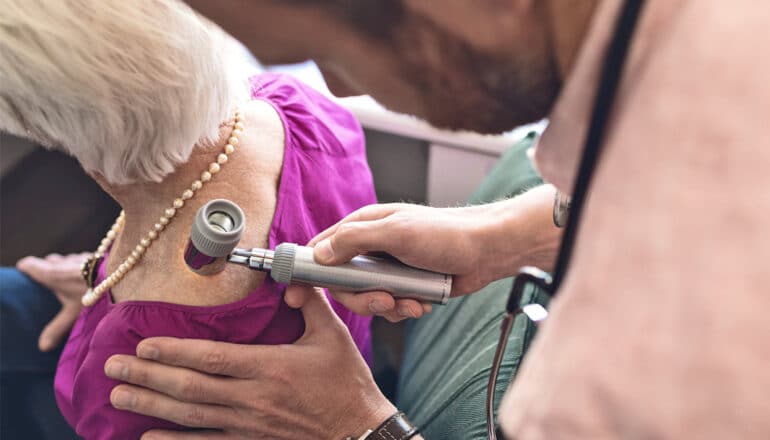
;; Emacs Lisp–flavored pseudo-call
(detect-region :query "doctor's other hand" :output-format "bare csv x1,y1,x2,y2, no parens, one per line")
298,185,560,321
105,285,398,440
16,252,90,351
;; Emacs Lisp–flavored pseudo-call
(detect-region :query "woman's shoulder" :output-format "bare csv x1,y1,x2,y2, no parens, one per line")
248,72,364,157
238,97,286,168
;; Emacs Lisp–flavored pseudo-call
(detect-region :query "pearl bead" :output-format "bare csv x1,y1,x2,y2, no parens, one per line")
173,198,184,209
107,230,116,239
148,230,158,239
224,144,235,154
154,223,164,232
101,238,111,246
234,122,244,130
165,208,176,218
182,189,194,200
217,154,228,164
127,256,136,265
228,136,239,145
201,171,212,182
209,163,220,174
140,238,151,247
159,217,170,226
232,129,243,137
135,244,146,254
191,180,202,191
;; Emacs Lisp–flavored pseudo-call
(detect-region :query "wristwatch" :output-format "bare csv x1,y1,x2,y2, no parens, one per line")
552,190,572,228
345,412,419,440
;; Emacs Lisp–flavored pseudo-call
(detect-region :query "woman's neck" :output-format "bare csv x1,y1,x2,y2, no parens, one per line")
95,100,286,305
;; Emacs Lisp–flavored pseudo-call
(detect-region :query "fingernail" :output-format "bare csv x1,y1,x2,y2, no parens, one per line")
398,305,415,318
137,344,159,360
315,240,334,262
369,300,388,313
105,361,129,380
111,389,136,409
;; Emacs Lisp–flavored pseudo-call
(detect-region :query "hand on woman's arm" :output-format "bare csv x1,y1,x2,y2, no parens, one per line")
298,184,561,322
105,286,402,440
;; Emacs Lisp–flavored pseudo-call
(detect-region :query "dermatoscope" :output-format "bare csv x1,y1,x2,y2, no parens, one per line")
183,199,452,304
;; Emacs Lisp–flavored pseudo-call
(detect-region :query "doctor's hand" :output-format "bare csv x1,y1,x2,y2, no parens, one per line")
16,252,90,351
105,285,397,440
301,185,560,321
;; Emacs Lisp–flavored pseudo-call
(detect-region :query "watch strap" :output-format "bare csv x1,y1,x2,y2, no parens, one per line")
369,412,418,440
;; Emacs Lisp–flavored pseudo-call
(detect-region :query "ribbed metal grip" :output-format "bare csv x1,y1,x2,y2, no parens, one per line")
270,243,296,284
271,243,451,304
190,200,244,257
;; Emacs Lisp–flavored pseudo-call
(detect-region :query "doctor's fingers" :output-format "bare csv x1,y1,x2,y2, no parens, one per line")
105,354,241,406
332,291,431,322
314,208,443,267
110,383,241,430
142,429,231,440
285,287,431,322
308,203,422,247
134,337,284,379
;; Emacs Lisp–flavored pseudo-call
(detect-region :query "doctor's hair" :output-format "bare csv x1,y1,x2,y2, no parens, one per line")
0,0,250,185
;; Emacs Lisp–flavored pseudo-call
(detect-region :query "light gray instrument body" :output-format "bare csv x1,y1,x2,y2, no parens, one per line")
270,244,451,305
186,199,452,305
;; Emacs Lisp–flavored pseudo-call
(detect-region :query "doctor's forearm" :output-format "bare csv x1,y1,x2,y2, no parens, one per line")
477,184,562,281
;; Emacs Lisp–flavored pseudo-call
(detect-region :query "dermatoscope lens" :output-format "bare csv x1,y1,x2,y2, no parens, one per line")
185,199,245,275
208,211,234,232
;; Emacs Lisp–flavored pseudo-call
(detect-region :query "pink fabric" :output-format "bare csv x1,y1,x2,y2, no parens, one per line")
54,73,376,439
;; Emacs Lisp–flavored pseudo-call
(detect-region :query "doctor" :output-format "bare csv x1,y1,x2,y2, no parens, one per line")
105,1,770,439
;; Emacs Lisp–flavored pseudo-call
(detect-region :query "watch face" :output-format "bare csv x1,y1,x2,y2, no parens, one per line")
553,191,572,228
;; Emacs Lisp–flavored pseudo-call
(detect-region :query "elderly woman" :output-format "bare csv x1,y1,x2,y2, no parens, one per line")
0,1,376,438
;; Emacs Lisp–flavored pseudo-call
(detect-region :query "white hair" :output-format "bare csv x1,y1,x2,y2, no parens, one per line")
0,0,251,184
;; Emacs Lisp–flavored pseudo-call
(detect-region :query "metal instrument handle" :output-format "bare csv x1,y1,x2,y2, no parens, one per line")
271,244,451,304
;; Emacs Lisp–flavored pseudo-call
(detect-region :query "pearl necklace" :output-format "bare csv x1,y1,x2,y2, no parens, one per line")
81,111,244,306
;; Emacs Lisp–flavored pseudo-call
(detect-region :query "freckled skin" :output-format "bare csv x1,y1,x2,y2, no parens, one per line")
100,99,284,306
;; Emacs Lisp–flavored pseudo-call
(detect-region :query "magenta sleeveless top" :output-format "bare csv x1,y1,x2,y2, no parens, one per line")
54,73,376,439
